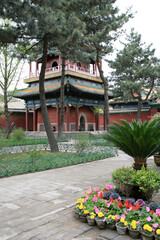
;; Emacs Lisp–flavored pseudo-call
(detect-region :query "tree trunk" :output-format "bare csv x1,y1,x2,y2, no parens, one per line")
96,52,110,130
137,100,142,121
58,52,66,138
39,35,59,152
4,89,10,138
133,157,147,170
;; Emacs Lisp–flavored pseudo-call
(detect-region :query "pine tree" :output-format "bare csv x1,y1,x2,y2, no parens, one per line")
79,0,130,129
110,29,160,120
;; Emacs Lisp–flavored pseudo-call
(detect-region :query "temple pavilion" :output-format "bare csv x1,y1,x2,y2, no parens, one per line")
15,53,113,132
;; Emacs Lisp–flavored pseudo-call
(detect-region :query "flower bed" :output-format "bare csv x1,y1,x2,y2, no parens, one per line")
74,184,160,238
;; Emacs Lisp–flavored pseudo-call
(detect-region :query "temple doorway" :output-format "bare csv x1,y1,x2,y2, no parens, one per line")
79,115,85,131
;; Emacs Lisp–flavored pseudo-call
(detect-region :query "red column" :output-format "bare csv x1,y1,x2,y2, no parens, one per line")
33,107,36,131
35,60,38,77
97,113,100,131
66,104,70,131
26,108,29,131
57,105,59,131
76,105,79,131
103,110,106,131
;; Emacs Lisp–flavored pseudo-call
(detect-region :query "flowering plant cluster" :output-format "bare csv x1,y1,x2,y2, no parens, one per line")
75,184,160,236
117,217,128,227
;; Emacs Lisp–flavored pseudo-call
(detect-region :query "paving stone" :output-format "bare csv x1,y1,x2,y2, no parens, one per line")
99,229,118,240
96,237,106,240
2,203,20,210
73,236,93,240
114,235,135,240
0,227,21,240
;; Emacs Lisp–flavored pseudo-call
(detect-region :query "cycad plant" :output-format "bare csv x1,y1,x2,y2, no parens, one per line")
104,120,160,170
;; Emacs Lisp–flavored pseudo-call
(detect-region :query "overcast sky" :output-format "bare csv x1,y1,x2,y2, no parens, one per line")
116,0,160,55
103,0,160,75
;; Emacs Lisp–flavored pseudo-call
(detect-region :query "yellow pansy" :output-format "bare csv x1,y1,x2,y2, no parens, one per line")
147,226,152,232
120,218,125,223
131,220,137,225
112,216,116,220
108,215,112,218
90,215,95,219
83,210,89,215
98,212,104,218
132,225,136,229
79,204,84,210
124,221,128,226
143,224,152,232
156,229,160,235
90,212,96,216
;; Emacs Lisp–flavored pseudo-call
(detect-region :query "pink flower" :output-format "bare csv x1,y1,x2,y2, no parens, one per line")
115,215,120,221
156,209,160,217
88,186,92,191
121,214,125,219
146,207,150,212
146,216,152,222
94,187,99,192
92,195,98,203
137,221,139,224
118,196,122,200
103,217,107,222
153,223,159,228
105,184,114,190
94,205,99,214
107,202,111,207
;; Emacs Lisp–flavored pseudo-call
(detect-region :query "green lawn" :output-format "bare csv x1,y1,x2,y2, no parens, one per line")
0,150,114,177
0,137,68,147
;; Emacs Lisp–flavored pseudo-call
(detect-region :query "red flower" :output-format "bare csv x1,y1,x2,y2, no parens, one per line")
117,200,123,209
150,210,154,215
124,200,132,209
103,189,106,193
99,192,103,199
110,198,115,203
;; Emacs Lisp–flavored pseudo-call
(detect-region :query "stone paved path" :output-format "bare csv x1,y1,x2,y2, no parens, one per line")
0,151,159,240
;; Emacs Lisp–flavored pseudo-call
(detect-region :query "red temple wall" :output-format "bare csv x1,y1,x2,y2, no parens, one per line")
28,106,159,132
0,112,32,130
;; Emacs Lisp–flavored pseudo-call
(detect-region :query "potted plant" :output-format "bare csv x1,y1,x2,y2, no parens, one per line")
150,113,160,166
104,120,160,170
128,220,141,239
105,214,117,230
141,224,154,240
116,217,128,235
87,212,96,226
95,211,106,229
74,197,85,219
111,166,160,201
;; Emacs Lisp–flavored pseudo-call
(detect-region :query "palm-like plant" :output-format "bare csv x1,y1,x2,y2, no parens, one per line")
104,120,160,170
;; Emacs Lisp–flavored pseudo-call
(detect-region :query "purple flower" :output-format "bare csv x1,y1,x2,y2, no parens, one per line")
135,199,146,207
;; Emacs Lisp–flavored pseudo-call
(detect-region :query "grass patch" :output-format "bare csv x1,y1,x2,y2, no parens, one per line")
0,137,68,147
0,150,114,177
